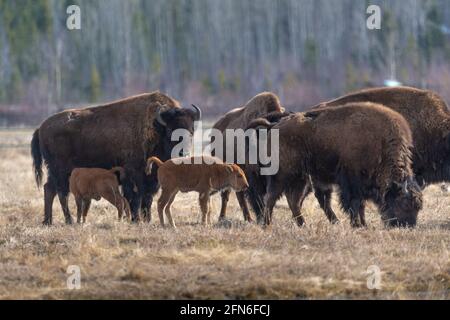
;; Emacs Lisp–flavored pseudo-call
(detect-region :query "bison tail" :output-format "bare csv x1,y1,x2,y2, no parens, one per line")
31,129,43,188
145,156,163,175
110,167,126,183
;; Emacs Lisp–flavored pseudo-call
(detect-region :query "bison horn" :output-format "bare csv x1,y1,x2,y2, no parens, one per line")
191,104,202,121
156,105,167,126
402,180,409,194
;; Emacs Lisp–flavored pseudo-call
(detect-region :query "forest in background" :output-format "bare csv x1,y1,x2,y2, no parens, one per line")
1,0,450,125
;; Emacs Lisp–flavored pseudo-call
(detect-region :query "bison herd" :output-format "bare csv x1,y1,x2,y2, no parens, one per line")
31,86,450,229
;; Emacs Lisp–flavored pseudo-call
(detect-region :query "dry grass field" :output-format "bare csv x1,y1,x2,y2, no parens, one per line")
0,129,449,299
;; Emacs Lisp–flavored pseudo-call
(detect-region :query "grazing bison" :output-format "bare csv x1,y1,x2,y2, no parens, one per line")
31,92,201,225
69,167,131,223
211,92,285,222
306,86,450,223
145,156,249,228
249,103,423,228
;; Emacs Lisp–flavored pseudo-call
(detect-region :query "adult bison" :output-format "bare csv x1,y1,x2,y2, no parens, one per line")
248,103,423,228
211,92,285,222
307,86,450,223
31,92,201,225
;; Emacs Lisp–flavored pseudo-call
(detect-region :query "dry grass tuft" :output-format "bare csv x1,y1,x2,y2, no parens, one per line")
0,130,448,299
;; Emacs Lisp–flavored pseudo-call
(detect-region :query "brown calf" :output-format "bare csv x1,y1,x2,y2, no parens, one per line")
69,167,131,223
146,156,249,228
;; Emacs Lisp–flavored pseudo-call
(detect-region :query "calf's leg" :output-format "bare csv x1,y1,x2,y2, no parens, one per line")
75,196,83,224
164,192,178,228
82,199,91,223
102,188,126,221
218,190,230,221
199,192,211,225
157,188,175,227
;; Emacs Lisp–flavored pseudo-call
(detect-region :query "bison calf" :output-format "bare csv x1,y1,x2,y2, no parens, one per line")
69,167,131,223
146,156,249,228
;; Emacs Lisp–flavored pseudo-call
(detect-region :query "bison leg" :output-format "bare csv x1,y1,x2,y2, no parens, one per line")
164,192,177,228
199,192,210,225
337,172,364,228
313,186,339,224
123,182,141,223
141,174,159,223
218,189,230,221
102,188,125,221
246,171,266,222
43,180,57,225
123,197,132,221
81,199,91,223
286,186,307,227
359,202,367,227
75,196,83,224
207,197,212,224
340,196,363,228
236,191,253,222
57,191,73,225
262,177,283,226
157,188,175,227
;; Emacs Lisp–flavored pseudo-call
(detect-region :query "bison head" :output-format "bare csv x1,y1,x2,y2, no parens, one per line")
382,177,423,228
154,104,201,158
227,164,249,192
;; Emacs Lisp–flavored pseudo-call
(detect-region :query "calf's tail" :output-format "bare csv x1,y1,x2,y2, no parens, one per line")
31,129,43,188
146,156,164,175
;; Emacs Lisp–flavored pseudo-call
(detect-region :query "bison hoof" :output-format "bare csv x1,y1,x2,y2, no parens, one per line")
42,220,52,226
131,217,140,224
351,221,363,228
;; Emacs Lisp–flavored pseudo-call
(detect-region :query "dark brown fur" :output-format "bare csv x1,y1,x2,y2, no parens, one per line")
211,92,285,222
69,167,131,223
31,92,200,225
307,86,450,223
146,156,249,228
249,103,423,228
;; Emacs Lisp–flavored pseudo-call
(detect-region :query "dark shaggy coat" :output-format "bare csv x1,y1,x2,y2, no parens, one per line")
249,102,423,228
211,92,285,222
31,92,200,225
306,86,450,223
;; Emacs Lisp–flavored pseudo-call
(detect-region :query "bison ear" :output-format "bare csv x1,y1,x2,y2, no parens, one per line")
226,165,234,173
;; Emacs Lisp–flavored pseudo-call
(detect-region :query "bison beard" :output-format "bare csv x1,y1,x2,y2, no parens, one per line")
31,92,201,225
247,102,423,228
